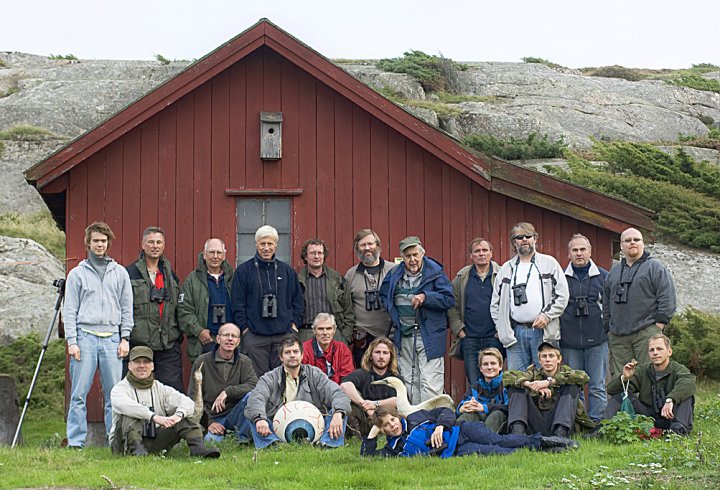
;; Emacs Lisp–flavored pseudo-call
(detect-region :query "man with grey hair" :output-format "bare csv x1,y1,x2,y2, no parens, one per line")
179,238,234,363
301,313,354,384
231,225,304,377
491,222,569,371
380,236,455,404
345,229,395,368
603,228,676,377
559,234,608,423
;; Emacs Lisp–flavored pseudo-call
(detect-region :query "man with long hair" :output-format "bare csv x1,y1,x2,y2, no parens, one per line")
340,337,399,436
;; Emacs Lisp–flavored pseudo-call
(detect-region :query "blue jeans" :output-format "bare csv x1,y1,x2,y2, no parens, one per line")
461,336,505,385
250,412,347,449
562,342,608,422
67,330,122,447
506,326,543,371
204,393,252,443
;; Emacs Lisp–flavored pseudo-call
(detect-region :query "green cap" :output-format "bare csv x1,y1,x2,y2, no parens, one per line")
399,236,422,254
129,346,154,361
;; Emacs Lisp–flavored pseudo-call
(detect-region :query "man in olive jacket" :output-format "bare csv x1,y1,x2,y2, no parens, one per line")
297,238,355,344
606,334,695,434
179,238,234,363
126,227,183,393
188,323,257,442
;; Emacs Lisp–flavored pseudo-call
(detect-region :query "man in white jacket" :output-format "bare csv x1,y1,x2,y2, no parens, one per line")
490,222,569,371
110,346,220,457
63,222,133,448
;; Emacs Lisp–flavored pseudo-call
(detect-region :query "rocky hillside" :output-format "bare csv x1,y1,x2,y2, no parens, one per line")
1,51,719,343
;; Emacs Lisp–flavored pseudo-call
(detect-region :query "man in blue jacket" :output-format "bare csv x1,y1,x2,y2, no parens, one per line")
380,236,455,404
560,234,609,423
231,225,304,377
63,222,133,448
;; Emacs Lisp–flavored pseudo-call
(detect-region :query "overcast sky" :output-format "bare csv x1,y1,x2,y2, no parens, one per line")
2,0,719,69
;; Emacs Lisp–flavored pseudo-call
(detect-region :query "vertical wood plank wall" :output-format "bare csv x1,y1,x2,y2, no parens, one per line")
65,47,617,415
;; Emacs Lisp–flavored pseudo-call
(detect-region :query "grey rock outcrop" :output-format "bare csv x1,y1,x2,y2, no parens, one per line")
0,236,65,345
342,62,720,149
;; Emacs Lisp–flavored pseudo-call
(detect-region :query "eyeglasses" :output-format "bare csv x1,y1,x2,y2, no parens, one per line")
218,333,240,339
513,234,534,241
622,238,643,243
204,250,225,256
307,251,325,256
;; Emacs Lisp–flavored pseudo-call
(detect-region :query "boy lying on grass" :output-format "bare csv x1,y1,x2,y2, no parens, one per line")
361,406,577,458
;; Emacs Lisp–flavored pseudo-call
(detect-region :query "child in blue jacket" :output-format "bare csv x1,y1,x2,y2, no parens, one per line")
456,347,508,432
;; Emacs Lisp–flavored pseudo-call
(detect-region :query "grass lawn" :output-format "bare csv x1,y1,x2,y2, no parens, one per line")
1,385,719,489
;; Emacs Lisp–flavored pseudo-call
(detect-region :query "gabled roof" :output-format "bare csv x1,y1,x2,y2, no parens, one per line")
25,18,653,233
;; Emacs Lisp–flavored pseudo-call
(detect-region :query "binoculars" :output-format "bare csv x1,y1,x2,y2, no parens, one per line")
212,304,227,324
262,294,278,318
575,296,589,317
512,283,528,306
149,286,170,303
364,289,382,311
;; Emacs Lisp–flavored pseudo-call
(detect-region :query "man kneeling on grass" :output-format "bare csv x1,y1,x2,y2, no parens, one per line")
504,341,595,437
361,406,577,457
606,334,695,435
109,346,220,458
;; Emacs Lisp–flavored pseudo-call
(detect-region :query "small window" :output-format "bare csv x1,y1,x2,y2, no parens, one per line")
236,198,291,265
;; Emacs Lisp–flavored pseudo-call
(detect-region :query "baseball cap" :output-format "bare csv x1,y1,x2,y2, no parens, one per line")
129,346,154,361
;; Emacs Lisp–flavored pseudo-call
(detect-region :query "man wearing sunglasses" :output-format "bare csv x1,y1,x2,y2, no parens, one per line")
603,228,676,377
491,222,569,371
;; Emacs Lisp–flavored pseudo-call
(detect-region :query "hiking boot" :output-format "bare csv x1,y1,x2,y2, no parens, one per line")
540,436,578,450
129,440,149,457
187,437,221,458
346,415,362,438
509,422,527,435
553,426,570,438
669,422,688,436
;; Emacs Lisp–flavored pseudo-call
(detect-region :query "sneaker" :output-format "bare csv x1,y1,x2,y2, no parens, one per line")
540,436,579,450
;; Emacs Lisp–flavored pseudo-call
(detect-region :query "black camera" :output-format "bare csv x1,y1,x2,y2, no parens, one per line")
149,286,168,303
512,283,528,306
364,289,382,311
142,419,157,439
53,278,66,295
575,296,589,317
212,304,227,324
262,294,277,318
615,283,628,304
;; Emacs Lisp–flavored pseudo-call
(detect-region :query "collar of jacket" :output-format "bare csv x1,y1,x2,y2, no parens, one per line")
564,259,601,278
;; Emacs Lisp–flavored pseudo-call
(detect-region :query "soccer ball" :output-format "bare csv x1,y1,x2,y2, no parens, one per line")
272,400,326,443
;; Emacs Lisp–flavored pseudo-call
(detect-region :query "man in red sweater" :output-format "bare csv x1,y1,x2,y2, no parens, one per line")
302,313,354,384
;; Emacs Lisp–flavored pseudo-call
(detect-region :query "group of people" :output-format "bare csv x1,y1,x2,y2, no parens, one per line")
61,219,696,459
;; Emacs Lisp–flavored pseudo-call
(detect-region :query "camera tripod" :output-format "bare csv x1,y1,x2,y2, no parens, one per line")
12,278,65,448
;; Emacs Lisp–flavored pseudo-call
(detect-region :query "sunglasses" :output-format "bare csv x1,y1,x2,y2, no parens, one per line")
513,234,534,240
622,237,643,243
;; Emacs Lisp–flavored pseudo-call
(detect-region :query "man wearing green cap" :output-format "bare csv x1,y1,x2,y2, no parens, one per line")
380,236,455,404
109,346,220,458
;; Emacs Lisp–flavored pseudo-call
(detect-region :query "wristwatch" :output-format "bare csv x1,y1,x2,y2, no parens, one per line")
665,398,673,404
546,377,555,386
374,400,380,408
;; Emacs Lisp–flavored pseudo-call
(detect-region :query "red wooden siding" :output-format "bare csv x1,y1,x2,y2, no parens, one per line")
65,48,617,406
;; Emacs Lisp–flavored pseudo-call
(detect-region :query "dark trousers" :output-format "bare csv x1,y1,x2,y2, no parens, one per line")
454,421,542,456
605,392,694,433
241,330,286,377
507,384,581,436
111,416,203,455
124,340,184,393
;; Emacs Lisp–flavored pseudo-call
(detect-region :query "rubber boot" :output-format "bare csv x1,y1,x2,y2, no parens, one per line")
187,437,220,458
129,440,149,457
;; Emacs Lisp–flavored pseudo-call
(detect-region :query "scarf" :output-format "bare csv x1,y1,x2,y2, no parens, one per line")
127,371,155,390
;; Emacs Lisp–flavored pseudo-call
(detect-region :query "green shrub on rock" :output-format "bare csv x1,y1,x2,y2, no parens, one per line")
464,132,567,160
665,308,720,380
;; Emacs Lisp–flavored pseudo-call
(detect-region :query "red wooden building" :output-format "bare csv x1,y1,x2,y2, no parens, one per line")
26,20,652,417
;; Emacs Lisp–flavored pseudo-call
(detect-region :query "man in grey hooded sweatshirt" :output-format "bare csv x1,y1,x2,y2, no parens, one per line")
63,221,133,448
